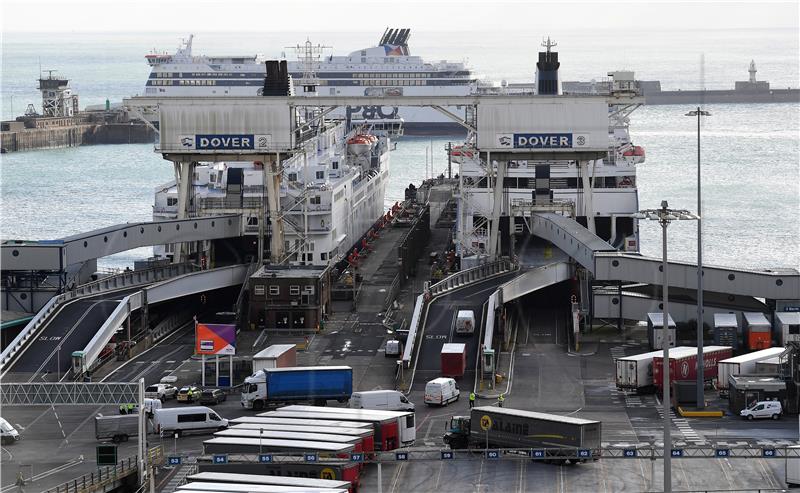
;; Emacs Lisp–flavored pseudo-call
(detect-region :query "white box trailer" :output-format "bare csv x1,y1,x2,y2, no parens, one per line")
787,445,800,487
647,313,676,350
755,356,783,374
184,472,351,491
615,347,691,392
717,347,787,392
777,312,800,345
252,344,296,372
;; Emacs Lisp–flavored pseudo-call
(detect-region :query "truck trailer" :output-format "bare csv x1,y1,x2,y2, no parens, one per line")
196,459,360,490
717,347,787,393
443,406,601,462
260,408,416,450
240,366,352,411
441,343,467,378
252,344,297,372
652,346,733,391
615,347,693,392
95,414,150,443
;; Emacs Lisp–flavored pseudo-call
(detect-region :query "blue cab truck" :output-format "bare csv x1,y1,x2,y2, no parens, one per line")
241,366,352,411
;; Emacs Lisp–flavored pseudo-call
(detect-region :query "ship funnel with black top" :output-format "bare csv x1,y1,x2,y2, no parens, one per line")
262,60,292,96
535,36,562,95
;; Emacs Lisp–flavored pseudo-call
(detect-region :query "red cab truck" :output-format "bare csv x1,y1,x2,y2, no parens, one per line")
441,343,467,378
652,346,733,391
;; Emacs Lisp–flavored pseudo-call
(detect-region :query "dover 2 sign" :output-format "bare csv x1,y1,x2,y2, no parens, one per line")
195,323,236,355
179,134,272,151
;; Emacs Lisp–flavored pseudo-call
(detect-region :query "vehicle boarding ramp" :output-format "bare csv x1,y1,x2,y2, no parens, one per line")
0,263,250,381
482,262,572,377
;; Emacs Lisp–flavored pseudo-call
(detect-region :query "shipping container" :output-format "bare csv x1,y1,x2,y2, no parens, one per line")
652,346,733,390
615,348,692,392
713,313,740,351
755,356,783,375
717,347,786,392
647,313,676,350
443,406,601,461
777,312,800,346
184,472,351,492
260,407,415,450
441,343,467,378
196,459,360,488
252,344,297,372
743,312,772,350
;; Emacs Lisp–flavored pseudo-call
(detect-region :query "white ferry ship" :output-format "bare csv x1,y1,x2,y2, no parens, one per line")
152,121,391,267
454,41,644,261
144,30,481,134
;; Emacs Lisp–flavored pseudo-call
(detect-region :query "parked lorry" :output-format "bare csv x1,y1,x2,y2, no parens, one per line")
615,347,692,392
95,414,151,443
717,347,787,393
241,366,352,411
756,356,783,375
743,312,772,351
441,343,467,378
252,344,297,373
197,457,361,490
652,346,733,391
443,406,601,462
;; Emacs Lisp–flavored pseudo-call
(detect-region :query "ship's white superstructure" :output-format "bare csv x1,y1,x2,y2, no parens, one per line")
143,30,478,133
153,122,390,266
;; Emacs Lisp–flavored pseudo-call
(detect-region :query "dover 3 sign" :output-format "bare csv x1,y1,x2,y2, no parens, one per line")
180,134,272,150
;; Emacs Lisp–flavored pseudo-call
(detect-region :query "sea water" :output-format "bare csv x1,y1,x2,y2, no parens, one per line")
1,30,798,270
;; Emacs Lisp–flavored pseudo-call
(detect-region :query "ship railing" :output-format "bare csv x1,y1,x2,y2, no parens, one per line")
401,258,518,382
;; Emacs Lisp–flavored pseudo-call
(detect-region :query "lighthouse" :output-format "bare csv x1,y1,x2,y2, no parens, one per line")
748,60,757,83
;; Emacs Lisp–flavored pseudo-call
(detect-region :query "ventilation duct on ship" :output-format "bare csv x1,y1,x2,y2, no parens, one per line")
262,60,291,96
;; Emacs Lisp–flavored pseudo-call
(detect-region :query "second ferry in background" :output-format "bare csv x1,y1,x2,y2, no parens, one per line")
144,29,486,134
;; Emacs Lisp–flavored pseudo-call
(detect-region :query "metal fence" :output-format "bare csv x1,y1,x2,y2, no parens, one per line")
42,446,164,493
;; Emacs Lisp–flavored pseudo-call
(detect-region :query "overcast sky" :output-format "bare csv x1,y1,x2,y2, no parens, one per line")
2,0,798,32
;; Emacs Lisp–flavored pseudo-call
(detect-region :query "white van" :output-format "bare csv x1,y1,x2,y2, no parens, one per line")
740,400,782,420
350,390,415,411
0,417,20,445
424,378,460,406
455,310,476,335
153,406,228,437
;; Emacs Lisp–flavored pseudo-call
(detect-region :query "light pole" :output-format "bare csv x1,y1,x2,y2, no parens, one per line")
686,107,711,409
634,200,698,493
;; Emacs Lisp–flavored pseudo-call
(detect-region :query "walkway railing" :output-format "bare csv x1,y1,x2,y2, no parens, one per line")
41,446,164,493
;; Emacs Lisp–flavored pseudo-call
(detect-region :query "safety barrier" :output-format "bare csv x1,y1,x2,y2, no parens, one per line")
164,444,800,465
428,258,517,297
42,446,163,493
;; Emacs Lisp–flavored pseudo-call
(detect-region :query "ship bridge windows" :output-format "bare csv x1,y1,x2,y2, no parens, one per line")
315,171,325,180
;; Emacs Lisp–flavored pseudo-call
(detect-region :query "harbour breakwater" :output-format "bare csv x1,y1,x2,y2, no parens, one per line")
1,112,155,153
